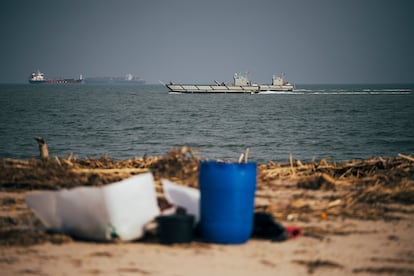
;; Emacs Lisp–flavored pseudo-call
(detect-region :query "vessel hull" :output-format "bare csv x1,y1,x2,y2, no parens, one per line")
29,79,83,84
166,84,294,93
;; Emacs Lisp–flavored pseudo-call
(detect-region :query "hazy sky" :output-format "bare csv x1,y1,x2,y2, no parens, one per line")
1,0,413,84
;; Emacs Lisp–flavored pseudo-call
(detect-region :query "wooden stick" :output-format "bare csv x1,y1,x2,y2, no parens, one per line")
243,148,250,163
238,153,244,163
398,153,414,162
289,153,295,175
321,173,336,185
34,137,49,161
71,168,150,174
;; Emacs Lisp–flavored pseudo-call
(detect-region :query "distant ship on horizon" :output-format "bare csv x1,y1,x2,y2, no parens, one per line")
84,74,146,85
29,70,83,84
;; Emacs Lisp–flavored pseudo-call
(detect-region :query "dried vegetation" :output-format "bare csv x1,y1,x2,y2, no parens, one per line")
0,147,413,246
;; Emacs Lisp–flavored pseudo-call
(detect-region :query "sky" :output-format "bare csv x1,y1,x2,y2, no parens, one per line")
0,0,413,84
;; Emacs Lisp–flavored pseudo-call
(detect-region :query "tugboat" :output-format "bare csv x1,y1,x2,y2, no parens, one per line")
166,72,294,94
29,70,83,84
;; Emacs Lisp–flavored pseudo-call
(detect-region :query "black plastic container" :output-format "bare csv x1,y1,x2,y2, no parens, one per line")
156,213,195,245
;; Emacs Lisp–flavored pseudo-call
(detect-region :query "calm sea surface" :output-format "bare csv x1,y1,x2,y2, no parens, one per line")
0,84,413,163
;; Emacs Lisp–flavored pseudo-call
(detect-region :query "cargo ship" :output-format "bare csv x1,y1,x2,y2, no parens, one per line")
29,70,83,84
166,73,294,94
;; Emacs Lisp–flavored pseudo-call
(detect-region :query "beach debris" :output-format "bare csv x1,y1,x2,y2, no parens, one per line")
25,173,160,241
156,208,195,245
398,153,414,162
285,225,302,239
162,180,301,242
256,153,414,222
199,161,257,244
0,147,413,246
252,212,288,242
34,137,49,161
161,179,200,223
238,148,250,163
253,212,302,241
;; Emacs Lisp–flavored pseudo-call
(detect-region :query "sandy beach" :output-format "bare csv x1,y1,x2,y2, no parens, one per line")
1,148,413,275
1,215,414,275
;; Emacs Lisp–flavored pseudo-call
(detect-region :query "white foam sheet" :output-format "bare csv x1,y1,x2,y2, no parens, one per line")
161,179,200,223
25,173,160,241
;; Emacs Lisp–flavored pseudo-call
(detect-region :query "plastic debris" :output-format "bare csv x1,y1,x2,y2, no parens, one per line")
252,212,288,242
161,179,200,223
157,208,195,245
25,173,160,241
285,225,303,239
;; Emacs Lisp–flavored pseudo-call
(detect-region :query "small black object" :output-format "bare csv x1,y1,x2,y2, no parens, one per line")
252,212,288,242
176,206,187,215
156,212,195,245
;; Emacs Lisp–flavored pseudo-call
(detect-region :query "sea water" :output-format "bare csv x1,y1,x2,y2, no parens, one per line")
0,84,413,163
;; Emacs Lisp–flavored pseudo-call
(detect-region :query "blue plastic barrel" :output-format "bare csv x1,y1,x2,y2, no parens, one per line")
199,161,257,244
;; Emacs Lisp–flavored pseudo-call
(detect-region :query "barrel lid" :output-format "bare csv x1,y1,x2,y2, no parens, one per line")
157,207,195,222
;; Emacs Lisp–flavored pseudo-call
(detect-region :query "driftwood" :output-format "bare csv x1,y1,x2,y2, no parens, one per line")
0,147,413,221
34,137,49,160
398,153,414,162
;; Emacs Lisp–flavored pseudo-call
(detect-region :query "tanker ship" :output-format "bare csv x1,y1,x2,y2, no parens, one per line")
29,70,83,84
